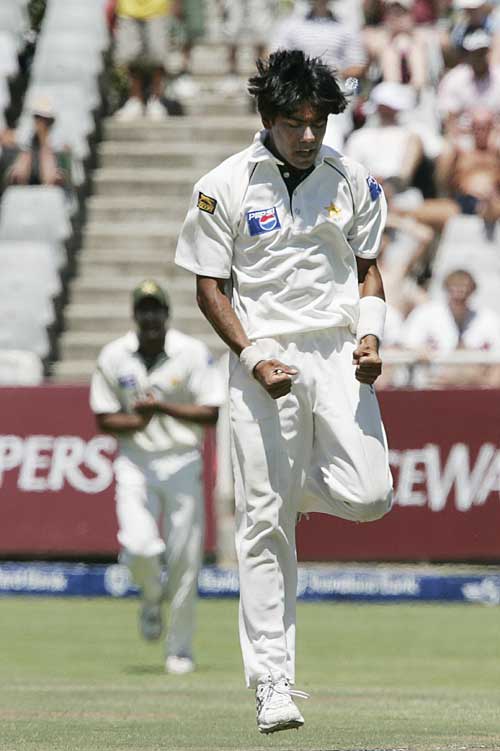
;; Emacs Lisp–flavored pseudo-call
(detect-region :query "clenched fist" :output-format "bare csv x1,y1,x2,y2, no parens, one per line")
253,358,298,399
353,335,382,385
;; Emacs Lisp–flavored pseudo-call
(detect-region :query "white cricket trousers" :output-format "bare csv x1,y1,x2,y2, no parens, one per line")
114,452,204,659
229,327,393,687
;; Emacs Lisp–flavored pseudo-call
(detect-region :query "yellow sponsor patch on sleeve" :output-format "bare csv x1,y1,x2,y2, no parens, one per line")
197,192,217,215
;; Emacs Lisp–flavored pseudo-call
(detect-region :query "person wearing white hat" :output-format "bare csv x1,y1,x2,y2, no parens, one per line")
345,82,424,195
438,26,500,134
448,0,500,66
5,94,68,188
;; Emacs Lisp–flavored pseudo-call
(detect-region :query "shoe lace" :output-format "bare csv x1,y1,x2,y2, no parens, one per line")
275,679,310,701
257,677,309,711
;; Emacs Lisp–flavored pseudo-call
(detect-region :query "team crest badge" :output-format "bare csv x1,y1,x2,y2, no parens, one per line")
197,192,217,214
246,207,281,236
325,201,342,218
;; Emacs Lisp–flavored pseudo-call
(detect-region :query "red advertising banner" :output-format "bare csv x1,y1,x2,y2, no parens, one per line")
0,386,216,557
0,386,499,561
297,390,500,561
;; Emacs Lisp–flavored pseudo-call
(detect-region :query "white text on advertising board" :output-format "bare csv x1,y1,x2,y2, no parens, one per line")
0,436,499,509
389,443,500,511
0,435,117,493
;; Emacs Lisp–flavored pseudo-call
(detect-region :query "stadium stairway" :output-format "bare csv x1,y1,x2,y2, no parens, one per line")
52,43,261,382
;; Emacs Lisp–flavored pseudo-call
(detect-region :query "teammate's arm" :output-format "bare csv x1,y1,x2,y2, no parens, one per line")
95,412,152,434
353,257,385,385
196,275,296,399
133,397,219,425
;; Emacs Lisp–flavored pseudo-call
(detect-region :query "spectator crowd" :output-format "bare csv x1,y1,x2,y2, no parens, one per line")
0,0,499,388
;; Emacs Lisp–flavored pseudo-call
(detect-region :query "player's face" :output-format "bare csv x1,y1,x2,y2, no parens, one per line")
134,299,168,341
264,104,328,170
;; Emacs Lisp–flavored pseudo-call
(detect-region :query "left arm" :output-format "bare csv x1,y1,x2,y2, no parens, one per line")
134,395,219,425
353,257,386,385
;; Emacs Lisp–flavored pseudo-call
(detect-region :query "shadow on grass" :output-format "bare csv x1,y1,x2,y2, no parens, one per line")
123,665,165,675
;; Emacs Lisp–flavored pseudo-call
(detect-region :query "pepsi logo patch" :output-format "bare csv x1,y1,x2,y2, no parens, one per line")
367,175,382,201
246,207,281,236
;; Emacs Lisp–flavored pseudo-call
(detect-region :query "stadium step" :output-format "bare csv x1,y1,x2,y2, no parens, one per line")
104,116,259,144
92,167,204,198
65,302,208,332
51,359,102,382
69,274,195,306
98,141,237,170
86,196,191,223
56,44,258,380
58,328,226,364
81,221,179,251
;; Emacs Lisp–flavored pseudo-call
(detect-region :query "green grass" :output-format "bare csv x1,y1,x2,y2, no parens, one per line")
0,598,499,750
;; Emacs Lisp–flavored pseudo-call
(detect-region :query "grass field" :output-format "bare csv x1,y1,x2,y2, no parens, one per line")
1,597,499,751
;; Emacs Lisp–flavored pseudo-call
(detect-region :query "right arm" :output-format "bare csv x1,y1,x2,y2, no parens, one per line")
90,357,151,434
95,411,151,434
196,275,297,400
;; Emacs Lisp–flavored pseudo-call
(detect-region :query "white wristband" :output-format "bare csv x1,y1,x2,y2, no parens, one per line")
357,296,387,343
239,343,271,377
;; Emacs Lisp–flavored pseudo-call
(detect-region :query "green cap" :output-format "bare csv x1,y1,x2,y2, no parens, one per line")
132,280,169,309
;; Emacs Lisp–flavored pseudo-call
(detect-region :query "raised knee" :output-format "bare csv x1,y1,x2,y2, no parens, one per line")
355,490,393,523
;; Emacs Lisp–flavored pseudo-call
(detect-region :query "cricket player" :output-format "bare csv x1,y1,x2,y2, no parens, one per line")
90,280,225,674
175,50,393,731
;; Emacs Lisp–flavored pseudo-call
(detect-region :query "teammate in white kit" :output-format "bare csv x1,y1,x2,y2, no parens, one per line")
175,50,393,731
90,280,225,675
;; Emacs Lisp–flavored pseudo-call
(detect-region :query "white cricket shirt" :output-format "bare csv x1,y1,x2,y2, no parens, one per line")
90,328,226,461
175,132,387,340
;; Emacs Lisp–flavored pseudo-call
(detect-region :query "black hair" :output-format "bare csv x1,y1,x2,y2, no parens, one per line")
247,49,348,121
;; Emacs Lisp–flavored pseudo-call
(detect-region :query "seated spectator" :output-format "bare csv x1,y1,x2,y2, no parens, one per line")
112,0,170,121
395,107,500,231
3,96,69,189
445,0,500,66
218,0,280,95
438,28,500,136
345,81,424,195
400,268,500,386
363,0,431,91
272,0,367,80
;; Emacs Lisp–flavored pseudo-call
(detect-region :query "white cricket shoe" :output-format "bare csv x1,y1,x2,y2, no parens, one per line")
113,96,144,121
145,96,168,121
165,655,195,674
139,602,163,641
255,675,308,734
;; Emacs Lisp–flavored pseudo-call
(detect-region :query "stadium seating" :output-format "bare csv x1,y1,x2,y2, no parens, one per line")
0,186,71,270
0,31,19,79
0,0,109,377
0,239,66,362
0,350,43,385
0,3,28,51
0,305,50,359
